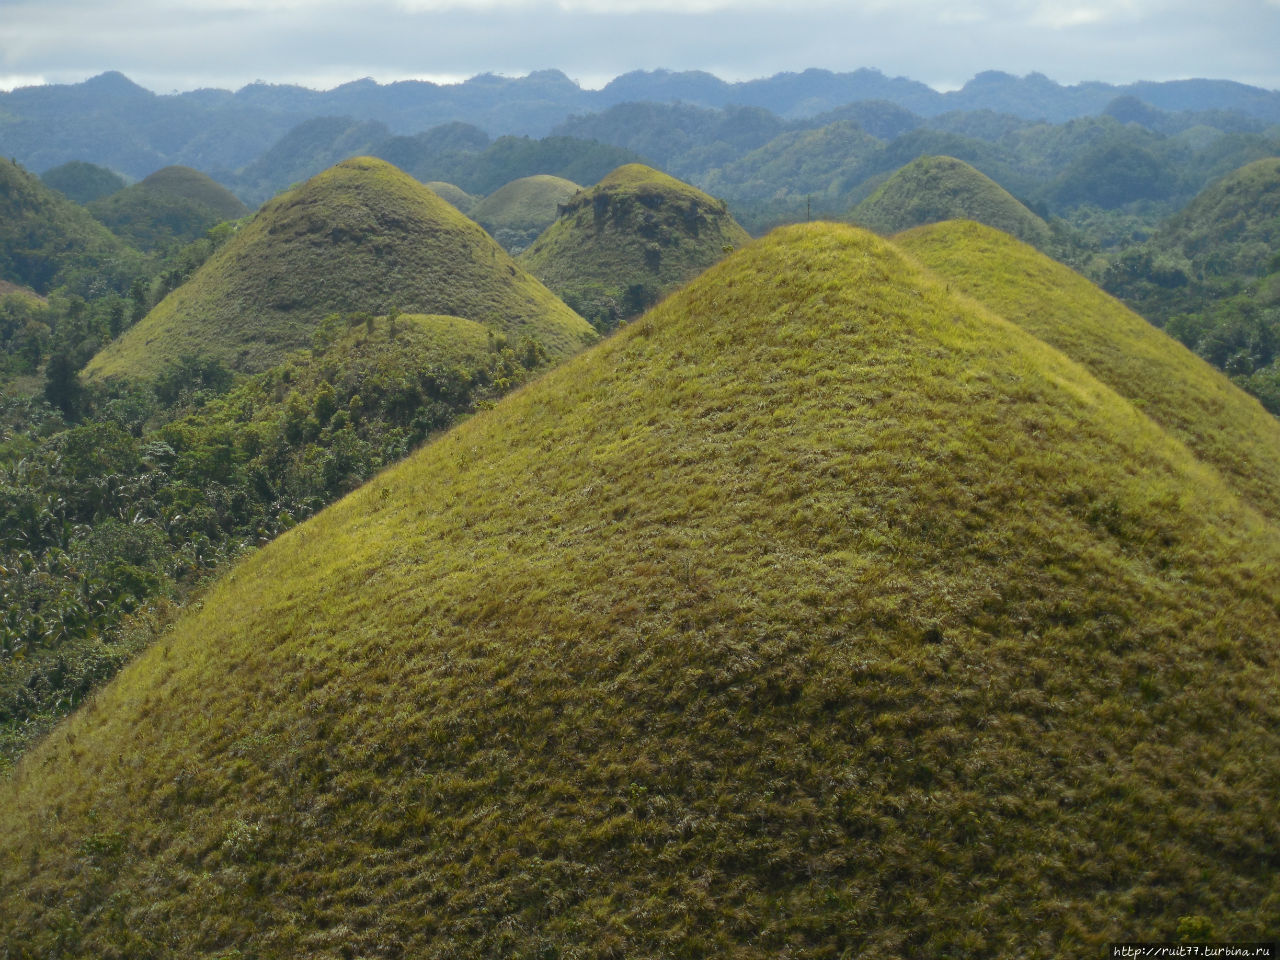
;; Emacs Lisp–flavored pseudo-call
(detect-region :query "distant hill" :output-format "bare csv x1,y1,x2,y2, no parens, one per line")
0,158,143,295
87,165,249,251
470,175,581,253
225,114,641,208
1151,156,1280,278
85,156,593,380
4,223,1279,957
699,119,886,230
39,160,128,204
425,181,479,213
518,163,750,329
228,115,393,205
852,155,1051,247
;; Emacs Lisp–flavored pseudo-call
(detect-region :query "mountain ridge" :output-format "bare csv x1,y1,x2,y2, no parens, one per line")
3,68,1277,179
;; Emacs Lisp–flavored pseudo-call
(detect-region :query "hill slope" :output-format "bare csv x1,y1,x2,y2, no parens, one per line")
87,165,249,252
852,155,1051,247
897,219,1280,522
518,163,750,329
4,223,1279,958
85,157,594,380
0,159,142,295
39,161,128,205
469,174,581,253
1152,156,1280,278
424,180,479,213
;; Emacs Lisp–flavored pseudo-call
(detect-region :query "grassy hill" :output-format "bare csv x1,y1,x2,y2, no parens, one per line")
0,159,143,295
3,222,1278,957
897,219,1280,522
424,180,479,213
39,161,128,205
1152,156,1280,278
469,174,582,253
518,163,750,330
852,155,1051,247
87,165,249,252
85,156,595,381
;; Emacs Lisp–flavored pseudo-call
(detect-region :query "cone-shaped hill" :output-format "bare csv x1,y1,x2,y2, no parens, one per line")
518,163,750,330
469,174,582,253
0,158,142,295
897,219,1280,523
1150,157,1280,278
852,155,1051,248
425,180,480,214
85,157,594,381
87,165,250,252
5,223,1279,957
40,160,128,205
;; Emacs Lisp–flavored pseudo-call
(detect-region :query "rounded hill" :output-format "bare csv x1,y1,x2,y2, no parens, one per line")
518,162,750,330
424,180,480,213
85,157,594,381
0,159,142,295
469,174,582,253
39,161,128,205
4,223,1278,957
136,165,250,220
87,165,249,252
851,155,1051,247
1151,157,1280,278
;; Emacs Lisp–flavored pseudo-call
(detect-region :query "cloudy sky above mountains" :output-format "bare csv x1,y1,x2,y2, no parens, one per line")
1,0,1278,93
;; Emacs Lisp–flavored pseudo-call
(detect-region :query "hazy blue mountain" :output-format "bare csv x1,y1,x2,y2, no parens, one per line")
2,69,1277,183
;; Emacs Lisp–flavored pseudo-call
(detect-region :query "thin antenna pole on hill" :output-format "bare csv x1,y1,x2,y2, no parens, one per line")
806,196,811,222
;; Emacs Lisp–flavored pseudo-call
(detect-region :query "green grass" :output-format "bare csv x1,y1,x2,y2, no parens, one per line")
87,166,249,253
0,159,143,295
518,163,750,329
424,181,479,214
135,166,249,221
3,222,1278,958
85,157,595,381
852,155,1052,248
897,219,1280,522
469,174,581,252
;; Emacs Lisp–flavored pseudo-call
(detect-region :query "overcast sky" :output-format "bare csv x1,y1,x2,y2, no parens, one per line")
1,0,1278,94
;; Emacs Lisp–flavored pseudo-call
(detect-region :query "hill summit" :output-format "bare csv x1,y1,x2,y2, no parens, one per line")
851,155,1051,247
519,162,750,330
0,158,141,295
87,165,249,252
4,222,1278,957
86,157,594,380
469,174,581,253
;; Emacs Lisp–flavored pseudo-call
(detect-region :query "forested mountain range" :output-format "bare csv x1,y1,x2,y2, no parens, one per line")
2,68,1278,179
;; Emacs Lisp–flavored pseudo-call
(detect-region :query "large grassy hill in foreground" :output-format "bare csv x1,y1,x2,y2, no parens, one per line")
3,222,1278,958
85,156,594,380
518,163,750,329
852,155,1052,248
